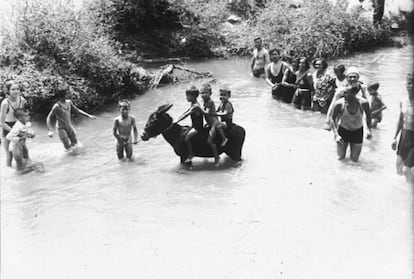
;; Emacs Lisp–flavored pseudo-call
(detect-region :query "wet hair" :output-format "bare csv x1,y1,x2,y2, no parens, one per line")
367,82,380,91
269,48,281,55
334,64,346,74
312,58,328,69
219,86,231,97
13,108,27,119
200,83,212,93
298,57,310,70
186,85,200,97
118,99,131,109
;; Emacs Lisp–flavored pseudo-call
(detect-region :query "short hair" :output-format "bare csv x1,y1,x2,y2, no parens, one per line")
200,83,212,93
269,48,281,55
5,80,20,93
13,108,27,119
298,57,310,70
186,85,200,97
312,58,328,69
254,37,262,42
54,82,70,99
219,86,231,97
334,64,346,73
367,82,380,91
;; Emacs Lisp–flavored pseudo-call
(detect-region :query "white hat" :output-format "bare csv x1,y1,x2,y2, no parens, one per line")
346,66,360,77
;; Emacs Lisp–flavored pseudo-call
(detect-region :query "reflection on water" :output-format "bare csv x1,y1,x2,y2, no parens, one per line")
1,42,413,278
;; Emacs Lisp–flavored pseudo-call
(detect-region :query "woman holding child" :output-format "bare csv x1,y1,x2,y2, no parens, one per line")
0,80,28,167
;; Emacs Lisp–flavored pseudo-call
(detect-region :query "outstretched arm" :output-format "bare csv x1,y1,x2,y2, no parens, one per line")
46,105,57,136
70,101,96,119
176,106,194,123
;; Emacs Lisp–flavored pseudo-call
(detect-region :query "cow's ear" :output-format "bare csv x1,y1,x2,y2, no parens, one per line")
157,104,173,113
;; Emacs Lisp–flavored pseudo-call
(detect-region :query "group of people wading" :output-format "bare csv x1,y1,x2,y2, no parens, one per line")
251,37,414,180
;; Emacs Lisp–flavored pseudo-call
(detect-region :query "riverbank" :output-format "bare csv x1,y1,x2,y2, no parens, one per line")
0,0,410,116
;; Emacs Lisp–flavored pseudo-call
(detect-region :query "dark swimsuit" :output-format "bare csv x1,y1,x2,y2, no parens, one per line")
267,63,287,99
2,97,24,137
293,72,312,109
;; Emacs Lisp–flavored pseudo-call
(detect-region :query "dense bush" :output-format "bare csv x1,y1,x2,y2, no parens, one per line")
0,0,146,116
223,0,391,59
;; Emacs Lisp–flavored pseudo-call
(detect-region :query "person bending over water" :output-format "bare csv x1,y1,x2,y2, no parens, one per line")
331,85,372,162
392,73,414,180
6,109,34,172
200,83,227,166
176,86,204,164
0,80,27,167
113,100,138,161
368,82,387,128
46,84,96,152
292,57,313,110
251,37,270,78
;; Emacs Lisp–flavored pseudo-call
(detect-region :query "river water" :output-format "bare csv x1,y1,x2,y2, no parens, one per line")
1,40,413,278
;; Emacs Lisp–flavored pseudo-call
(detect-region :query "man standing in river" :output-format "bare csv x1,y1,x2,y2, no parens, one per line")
251,37,270,78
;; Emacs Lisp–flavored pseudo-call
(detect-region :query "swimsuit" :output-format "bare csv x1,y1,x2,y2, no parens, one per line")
338,98,365,144
397,100,414,167
2,97,26,137
292,71,312,109
266,62,288,98
217,101,234,127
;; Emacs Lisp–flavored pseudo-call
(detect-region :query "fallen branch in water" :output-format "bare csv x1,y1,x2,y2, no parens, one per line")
150,64,213,89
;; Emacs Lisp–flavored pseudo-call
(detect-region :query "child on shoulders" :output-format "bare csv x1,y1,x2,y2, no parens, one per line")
6,109,35,171
113,100,138,161
368,82,387,128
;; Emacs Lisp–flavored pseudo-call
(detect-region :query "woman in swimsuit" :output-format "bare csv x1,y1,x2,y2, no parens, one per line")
292,57,313,110
331,85,372,162
0,80,27,166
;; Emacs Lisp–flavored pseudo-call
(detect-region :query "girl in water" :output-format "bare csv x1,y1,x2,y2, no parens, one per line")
0,80,28,166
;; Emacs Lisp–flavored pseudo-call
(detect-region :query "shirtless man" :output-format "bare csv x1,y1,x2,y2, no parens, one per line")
251,37,270,78
113,100,138,161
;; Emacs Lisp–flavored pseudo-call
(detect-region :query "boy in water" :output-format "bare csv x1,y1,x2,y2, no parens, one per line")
216,86,234,130
6,109,34,171
113,100,138,161
251,37,270,78
368,82,387,128
176,86,204,163
46,84,96,152
200,83,227,165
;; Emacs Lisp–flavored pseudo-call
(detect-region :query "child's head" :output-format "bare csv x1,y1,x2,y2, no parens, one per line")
185,85,199,102
54,83,70,100
334,64,346,77
14,109,29,123
254,37,262,48
219,86,231,102
118,100,131,116
200,83,212,100
367,82,379,95
6,80,21,99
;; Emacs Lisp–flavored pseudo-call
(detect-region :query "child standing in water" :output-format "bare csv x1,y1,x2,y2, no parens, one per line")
200,83,227,165
368,82,387,128
46,84,96,152
216,86,234,130
6,109,35,171
176,86,204,163
113,100,138,161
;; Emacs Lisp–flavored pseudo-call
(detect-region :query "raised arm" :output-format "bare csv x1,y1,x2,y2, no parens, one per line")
70,101,96,119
